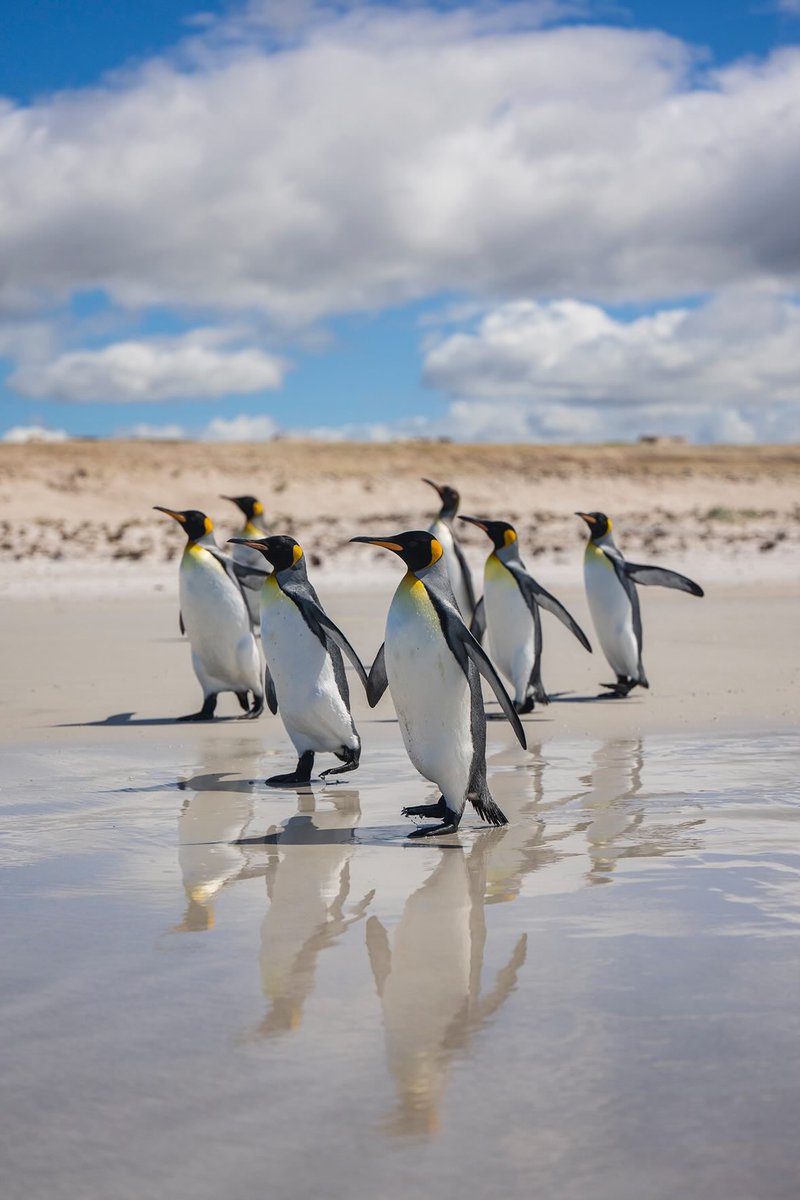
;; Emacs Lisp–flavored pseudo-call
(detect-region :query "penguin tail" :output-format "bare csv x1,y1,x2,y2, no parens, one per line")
470,787,508,828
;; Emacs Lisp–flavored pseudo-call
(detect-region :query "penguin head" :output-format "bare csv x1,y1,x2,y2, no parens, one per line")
228,533,304,573
576,512,612,541
422,478,460,521
221,494,264,522
459,515,518,553
351,530,444,575
154,507,213,543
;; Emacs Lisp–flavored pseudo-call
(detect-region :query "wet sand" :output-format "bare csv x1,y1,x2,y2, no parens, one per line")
1,581,799,1200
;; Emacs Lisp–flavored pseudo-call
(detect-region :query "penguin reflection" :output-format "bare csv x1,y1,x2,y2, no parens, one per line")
174,752,259,932
572,738,645,884
255,789,373,1036
367,832,527,1137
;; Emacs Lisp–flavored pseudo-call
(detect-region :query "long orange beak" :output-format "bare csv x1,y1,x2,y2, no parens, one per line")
350,536,405,553
458,515,489,532
153,506,186,523
421,478,444,499
575,512,595,525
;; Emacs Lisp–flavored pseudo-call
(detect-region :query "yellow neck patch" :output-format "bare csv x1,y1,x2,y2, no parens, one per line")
204,516,214,536
503,528,517,548
292,543,303,565
428,537,443,567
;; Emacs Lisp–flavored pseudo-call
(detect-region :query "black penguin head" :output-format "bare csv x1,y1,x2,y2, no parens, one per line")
422,478,460,521
459,515,518,552
228,533,303,572
154,507,213,543
351,530,444,574
576,512,612,541
221,494,264,522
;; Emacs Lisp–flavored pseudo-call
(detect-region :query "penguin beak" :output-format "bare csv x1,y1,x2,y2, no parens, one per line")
153,506,186,524
421,477,444,500
228,537,267,552
458,515,489,532
575,512,595,526
350,536,405,554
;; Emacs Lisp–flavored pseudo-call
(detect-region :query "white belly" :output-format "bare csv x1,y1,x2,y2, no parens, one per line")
260,579,356,754
179,548,261,693
385,576,473,809
430,518,472,619
584,547,639,678
483,559,535,703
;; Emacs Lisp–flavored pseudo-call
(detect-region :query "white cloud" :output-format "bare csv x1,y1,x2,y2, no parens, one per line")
126,422,186,440
0,7,799,327
8,330,286,403
421,291,800,441
2,424,70,443
203,413,279,440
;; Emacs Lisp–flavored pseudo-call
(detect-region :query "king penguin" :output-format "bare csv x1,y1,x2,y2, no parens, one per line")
155,507,265,719
423,478,476,622
351,530,526,837
460,516,592,711
222,494,269,630
577,511,704,697
229,534,368,785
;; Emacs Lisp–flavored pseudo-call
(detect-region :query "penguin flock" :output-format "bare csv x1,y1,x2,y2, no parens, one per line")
155,480,703,838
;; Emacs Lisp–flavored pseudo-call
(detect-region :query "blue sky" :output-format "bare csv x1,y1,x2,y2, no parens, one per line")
2,0,800,444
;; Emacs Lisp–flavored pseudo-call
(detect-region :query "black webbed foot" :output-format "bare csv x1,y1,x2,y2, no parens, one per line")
320,745,361,779
402,797,448,820
240,692,264,720
236,691,250,713
515,697,535,714
407,822,460,838
266,750,314,787
178,694,217,721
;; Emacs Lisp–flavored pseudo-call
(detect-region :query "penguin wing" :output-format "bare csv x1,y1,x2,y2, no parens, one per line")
425,583,527,749
280,580,370,692
605,552,645,659
469,596,486,644
207,546,268,600
504,562,592,651
462,634,527,749
452,537,477,613
366,643,389,708
624,562,704,597
264,660,278,714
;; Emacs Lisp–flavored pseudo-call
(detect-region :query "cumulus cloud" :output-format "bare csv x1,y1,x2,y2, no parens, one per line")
8,331,286,403
422,291,800,441
2,424,70,443
203,413,279,440
0,5,799,327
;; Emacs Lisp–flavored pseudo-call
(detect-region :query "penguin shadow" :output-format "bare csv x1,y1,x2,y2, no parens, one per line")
235,789,376,1039
367,828,529,1138
56,711,251,728
562,737,704,885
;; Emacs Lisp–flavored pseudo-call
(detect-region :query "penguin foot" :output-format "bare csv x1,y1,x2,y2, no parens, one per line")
240,693,264,720
320,745,360,778
599,679,637,698
236,691,250,713
402,798,449,820
265,750,315,787
407,822,460,838
178,694,217,721
515,697,535,714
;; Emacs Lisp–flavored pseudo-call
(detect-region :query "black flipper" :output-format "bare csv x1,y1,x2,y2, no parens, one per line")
426,587,526,749
278,577,369,694
504,560,592,652
624,562,704,596
366,643,388,708
607,555,646,681
470,596,486,644
263,660,278,714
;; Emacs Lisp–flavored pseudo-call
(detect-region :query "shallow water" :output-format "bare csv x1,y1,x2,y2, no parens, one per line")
2,726,799,1200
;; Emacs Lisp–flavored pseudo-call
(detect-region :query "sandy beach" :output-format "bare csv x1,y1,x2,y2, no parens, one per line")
1,442,799,1200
